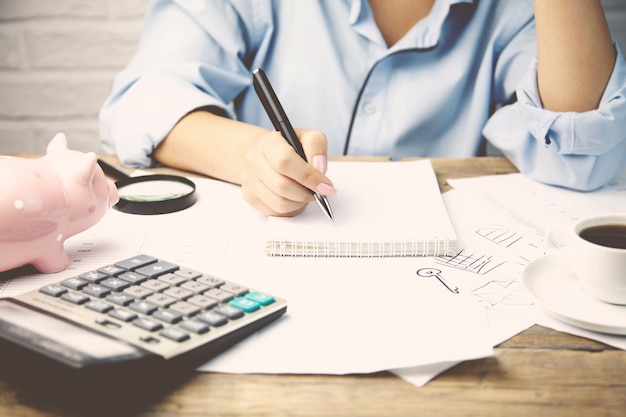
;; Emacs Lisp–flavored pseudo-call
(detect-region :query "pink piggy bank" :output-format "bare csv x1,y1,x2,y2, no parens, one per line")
0,133,119,273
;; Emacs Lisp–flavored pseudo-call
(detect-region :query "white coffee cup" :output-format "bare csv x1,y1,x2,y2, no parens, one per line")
545,213,626,305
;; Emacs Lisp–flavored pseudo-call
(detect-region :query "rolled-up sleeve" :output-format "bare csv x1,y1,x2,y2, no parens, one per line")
486,42,626,191
99,0,260,167
100,72,232,167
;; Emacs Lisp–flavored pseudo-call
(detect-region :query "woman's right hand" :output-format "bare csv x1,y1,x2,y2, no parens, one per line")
241,129,336,217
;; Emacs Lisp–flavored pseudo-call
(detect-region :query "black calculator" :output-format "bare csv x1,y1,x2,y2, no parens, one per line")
0,254,287,374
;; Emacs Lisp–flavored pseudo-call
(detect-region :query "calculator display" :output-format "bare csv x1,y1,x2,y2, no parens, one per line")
0,300,148,367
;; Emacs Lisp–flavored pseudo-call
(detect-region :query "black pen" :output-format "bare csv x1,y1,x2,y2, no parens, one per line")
252,67,334,222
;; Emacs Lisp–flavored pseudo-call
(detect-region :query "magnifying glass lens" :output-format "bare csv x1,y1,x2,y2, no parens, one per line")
97,160,197,215
113,174,197,215
118,180,194,202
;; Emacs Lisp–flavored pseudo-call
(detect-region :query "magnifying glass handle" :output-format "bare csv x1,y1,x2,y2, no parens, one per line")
97,159,131,181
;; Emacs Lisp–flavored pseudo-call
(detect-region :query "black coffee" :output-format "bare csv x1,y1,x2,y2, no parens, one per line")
579,224,626,250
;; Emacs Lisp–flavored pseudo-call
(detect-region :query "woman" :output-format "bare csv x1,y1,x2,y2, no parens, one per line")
100,0,625,216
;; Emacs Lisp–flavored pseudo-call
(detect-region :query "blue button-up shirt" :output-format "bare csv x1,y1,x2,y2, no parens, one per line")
100,0,626,191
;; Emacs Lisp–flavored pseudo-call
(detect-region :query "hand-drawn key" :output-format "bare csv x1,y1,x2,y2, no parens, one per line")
416,268,459,294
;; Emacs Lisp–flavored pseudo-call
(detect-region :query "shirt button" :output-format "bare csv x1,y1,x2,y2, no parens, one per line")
544,134,552,145
363,102,376,114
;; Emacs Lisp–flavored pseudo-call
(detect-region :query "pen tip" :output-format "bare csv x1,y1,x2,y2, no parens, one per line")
314,193,334,223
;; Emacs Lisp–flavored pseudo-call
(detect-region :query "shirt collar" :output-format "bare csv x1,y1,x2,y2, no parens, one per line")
349,0,383,45
349,0,475,50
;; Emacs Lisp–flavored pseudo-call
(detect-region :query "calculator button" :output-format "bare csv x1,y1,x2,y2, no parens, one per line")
141,280,170,292
82,284,111,298
160,327,190,342
39,284,67,297
115,254,158,270
118,271,148,285
101,277,131,291
245,291,275,306
163,287,193,300
140,336,160,344
186,295,218,310
179,319,210,334
146,293,177,308
158,273,187,286
153,309,183,324
61,277,88,290
196,311,227,327
229,297,260,313
169,301,201,317
204,289,233,303
86,300,113,313
96,318,121,329
133,317,163,332
98,265,125,276
79,271,108,283
174,268,203,280
135,261,179,278
123,285,154,299
213,304,244,319
106,293,134,306
220,282,248,296
61,291,90,305
180,281,210,294
196,276,224,288
109,309,138,322
129,300,158,315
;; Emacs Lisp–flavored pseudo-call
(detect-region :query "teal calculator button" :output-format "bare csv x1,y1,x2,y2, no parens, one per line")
245,291,275,306
229,297,260,313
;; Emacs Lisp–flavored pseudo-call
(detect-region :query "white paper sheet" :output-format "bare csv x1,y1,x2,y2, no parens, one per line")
0,171,493,376
392,167,626,386
447,168,626,349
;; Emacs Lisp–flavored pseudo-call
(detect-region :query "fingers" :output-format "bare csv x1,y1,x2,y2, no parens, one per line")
294,129,336,195
242,181,308,217
298,129,328,173
241,130,336,217
242,150,313,216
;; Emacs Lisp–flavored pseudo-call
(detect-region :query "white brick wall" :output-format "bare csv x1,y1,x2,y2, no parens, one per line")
1,0,625,154
0,0,151,153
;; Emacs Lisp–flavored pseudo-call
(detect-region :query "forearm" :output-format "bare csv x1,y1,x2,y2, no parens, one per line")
534,0,616,112
153,111,268,185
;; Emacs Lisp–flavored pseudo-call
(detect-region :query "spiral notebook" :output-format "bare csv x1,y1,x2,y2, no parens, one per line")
265,160,459,257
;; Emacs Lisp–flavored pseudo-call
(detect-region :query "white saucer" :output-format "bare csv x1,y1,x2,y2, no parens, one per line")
523,255,626,335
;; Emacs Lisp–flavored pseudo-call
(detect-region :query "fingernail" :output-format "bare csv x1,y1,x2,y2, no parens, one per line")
316,182,336,197
312,155,327,174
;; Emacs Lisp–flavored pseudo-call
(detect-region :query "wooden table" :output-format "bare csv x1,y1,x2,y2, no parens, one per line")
1,156,624,417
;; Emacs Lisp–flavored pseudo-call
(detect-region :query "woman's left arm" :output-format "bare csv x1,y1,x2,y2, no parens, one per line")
533,0,616,112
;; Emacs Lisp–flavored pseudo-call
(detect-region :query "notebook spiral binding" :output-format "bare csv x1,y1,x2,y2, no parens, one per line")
265,238,457,257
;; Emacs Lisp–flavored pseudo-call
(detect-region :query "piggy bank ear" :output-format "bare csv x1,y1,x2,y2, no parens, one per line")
73,152,98,185
46,133,68,154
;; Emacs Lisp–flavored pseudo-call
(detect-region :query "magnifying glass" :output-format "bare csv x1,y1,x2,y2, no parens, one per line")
97,159,197,215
